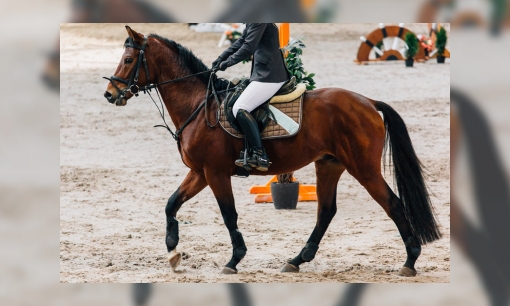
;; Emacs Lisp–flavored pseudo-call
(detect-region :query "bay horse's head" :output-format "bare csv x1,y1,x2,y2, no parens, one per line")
104,26,151,106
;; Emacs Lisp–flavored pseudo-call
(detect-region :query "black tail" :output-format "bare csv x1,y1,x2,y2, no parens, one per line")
375,101,442,244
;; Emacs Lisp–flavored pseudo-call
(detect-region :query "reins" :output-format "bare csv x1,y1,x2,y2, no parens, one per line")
147,71,232,141
104,37,234,142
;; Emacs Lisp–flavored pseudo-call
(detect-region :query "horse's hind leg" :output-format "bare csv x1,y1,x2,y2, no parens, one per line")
282,155,345,272
166,170,208,271
204,171,247,274
356,173,421,277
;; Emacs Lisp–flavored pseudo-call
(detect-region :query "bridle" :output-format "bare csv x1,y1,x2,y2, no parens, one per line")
103,36,234,141
103,37,150,100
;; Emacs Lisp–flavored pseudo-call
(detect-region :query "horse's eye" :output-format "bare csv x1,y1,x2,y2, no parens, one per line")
125,58,133,64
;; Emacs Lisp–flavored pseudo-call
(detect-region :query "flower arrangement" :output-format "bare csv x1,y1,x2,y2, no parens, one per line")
418,35,433,55
226,30,242,44
282,38,316,90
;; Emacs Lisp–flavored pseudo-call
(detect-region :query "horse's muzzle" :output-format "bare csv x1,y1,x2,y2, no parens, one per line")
104,91,116,104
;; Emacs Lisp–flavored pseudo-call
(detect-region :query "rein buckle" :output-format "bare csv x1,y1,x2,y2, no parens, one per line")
129,84,140,95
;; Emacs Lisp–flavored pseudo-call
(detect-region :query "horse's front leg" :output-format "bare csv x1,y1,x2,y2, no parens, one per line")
205,170,247,274
166,170,208,271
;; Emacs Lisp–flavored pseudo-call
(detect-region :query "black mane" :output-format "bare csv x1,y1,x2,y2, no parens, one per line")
149,33,211,84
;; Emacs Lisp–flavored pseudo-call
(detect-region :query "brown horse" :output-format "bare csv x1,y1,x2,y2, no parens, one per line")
104,26,441,276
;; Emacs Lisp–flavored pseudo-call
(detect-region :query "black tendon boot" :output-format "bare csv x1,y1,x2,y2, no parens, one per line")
234,109,270,171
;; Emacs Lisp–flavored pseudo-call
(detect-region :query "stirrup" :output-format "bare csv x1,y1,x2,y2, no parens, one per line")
235,150,271,171
251,154,270,171
246,150,271,171
234,149,252,170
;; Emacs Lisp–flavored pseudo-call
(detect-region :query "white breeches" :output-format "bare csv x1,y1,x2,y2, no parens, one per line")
232,81,285,117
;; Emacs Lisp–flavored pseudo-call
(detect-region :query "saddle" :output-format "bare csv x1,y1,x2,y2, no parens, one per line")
223,76,298,133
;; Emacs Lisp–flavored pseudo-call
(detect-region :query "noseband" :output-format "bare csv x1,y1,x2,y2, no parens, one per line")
103,37,151,101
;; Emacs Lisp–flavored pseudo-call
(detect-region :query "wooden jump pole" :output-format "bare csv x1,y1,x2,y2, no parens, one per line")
249,176,317,203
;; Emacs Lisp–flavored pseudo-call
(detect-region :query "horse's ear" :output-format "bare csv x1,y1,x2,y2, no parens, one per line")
125,25,144,45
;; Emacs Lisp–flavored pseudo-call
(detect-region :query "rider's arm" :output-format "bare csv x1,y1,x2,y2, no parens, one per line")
217,28,247,61
221,23,267,68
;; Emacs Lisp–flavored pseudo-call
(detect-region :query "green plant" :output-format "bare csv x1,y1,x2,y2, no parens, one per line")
404,32,418,59
375,40,384,58
282,38,316,90
435,27,447,56
241,56,252,64
277,173,294,184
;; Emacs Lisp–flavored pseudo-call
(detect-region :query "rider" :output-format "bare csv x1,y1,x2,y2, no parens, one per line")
212,23,290,171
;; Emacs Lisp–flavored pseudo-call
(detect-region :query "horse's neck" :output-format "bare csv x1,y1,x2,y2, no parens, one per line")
155,71,207,130
159,81,206,128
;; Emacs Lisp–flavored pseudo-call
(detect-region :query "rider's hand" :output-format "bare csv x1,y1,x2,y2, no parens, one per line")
212,57,223,69
218,61,229,71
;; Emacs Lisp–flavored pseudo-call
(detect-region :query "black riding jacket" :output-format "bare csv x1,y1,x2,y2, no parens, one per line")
218,23,290,83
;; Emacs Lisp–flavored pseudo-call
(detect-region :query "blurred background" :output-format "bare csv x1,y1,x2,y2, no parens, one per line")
2,0,510,305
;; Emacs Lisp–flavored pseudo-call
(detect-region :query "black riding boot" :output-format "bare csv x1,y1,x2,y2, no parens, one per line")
234,109,270,171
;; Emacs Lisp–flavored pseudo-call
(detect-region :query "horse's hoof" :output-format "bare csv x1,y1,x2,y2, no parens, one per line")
281,263,299,273
221,267,238,274
398,266,417,277
168,250,182,272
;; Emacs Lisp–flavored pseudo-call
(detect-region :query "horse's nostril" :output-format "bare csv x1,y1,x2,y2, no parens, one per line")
104,91,112,99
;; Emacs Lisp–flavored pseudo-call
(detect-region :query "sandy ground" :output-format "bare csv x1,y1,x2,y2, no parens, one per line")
60,23,450,283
